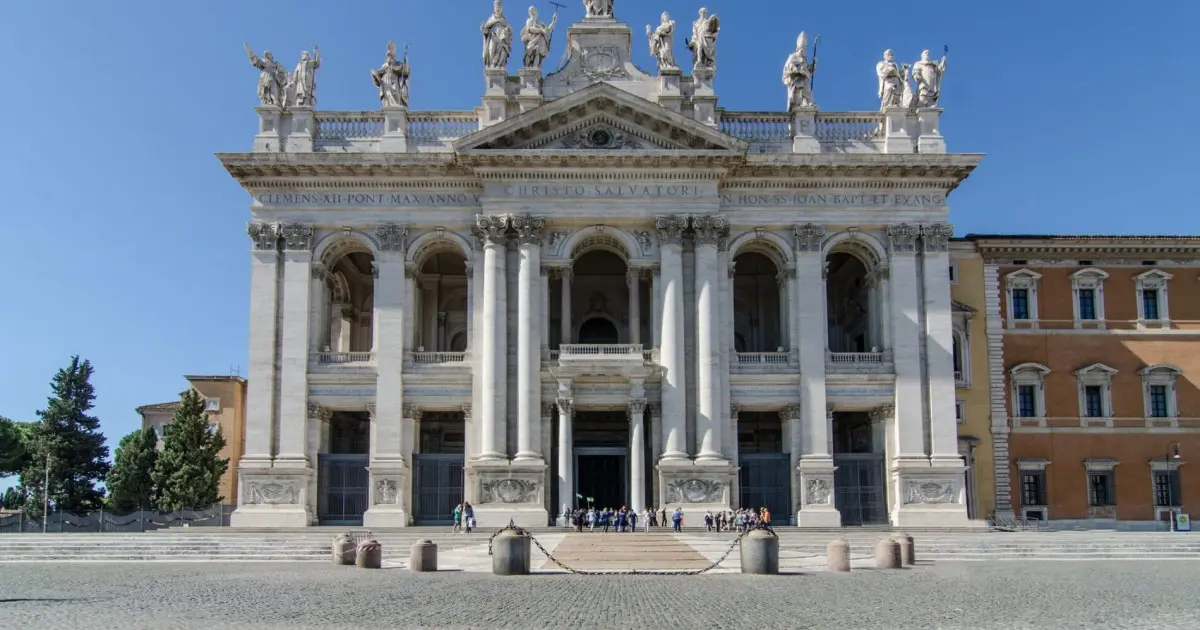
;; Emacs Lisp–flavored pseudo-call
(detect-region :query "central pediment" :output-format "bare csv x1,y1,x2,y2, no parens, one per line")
453,82,747,154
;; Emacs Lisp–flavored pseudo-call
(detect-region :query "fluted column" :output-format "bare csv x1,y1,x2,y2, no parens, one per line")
655,215,689,461
556,396,574,512
629,398,647,510
692,215,728,462
243,223,280,465
276,223,315,465
627,268,641,345
474,215,508,460
512,214,546,463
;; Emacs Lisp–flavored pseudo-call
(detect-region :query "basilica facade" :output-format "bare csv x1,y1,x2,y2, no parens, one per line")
220,7,975,528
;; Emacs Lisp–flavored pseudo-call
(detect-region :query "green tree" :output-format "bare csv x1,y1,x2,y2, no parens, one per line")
106,427,160,513
20,356,111,516
1,486,25,510
153,389,228,512
0,416,33,476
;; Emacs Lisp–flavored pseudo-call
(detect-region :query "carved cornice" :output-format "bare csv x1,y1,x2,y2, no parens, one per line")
886,223,920,254
655,215,688,247
279,223,314,251
247,222,278,251
376,224,408,253
691,215,729,249
793,223,825,253
921,223,954,253
474,215,509,247
510,214,547,247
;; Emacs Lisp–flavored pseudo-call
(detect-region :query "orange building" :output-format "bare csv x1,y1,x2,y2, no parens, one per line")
136,375,247,506
968,235,1199,528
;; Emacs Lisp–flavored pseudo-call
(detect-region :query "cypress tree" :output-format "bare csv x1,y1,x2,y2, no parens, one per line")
106,427,160,513
152,389,229,512
20,356,111,515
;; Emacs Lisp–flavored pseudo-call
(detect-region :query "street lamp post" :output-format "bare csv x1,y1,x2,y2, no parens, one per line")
1165,442,1182,531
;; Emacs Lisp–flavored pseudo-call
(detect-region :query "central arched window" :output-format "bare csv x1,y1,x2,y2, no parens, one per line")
578,317,620,344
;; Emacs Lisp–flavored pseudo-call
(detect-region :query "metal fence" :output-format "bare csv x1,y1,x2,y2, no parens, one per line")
0,505,233,533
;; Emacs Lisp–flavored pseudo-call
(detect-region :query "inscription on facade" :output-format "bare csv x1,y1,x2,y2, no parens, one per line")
720,193,945,207
254,192,482,207
501,184,703,198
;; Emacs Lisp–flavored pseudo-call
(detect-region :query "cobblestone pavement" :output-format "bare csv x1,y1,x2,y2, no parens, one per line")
3,561,1198,629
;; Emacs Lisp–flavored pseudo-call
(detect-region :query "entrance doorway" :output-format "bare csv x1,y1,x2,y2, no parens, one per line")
576,447,627,510
318,411,371,525
832,411,888,526
738,412,791,517
413,412,466,525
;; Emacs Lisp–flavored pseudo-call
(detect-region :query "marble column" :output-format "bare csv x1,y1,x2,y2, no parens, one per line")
556,396,574,513
650,264,661,348
627,268,641,345
465,261,475,353
276,224,315,465
792,223,839,527
655,215,689,461
474,215,508,460
780,404,803,512
921,224,961,460
540,267,551,352
776,270,790,350
371,224,409,472
512,214,546,463
403,265,418,355
692,215,727,462
885,224,928,461
629,398,647,510
422,276,439,351
785,264,800,360
559,266,573,346
242,223,280,466
309,264,328,353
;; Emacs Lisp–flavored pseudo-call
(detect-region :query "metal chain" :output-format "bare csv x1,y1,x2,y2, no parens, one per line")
487,521,774,575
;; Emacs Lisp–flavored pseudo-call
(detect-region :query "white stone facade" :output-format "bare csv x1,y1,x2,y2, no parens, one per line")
220,13,977,529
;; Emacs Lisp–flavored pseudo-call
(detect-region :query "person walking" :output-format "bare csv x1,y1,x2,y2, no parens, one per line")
452,503,463,533
464,502,475,533
672,507,683,533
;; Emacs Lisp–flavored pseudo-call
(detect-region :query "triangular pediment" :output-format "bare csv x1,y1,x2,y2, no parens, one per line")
453,82,747,153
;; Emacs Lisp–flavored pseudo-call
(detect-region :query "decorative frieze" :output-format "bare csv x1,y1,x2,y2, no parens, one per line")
903,480,958,505
481,478,540,504
375,224,408,252
280,223,315,251
245,481,300,505
886,223,920,254
805,478,832,505
247,222,278,251
510,213,546,246
793,223,825,253
666,479,726,504
920,223,954,253
655,215,688,247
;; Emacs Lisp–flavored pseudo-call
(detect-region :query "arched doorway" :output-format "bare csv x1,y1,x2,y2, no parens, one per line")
732,251,785,352
578,317,620,344
825,251,877,353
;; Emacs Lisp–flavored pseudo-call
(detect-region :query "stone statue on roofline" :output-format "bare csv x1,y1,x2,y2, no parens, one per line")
583,0,613,18
911,48,948,107
521,5,558,70
876,49,904,110
783,31,817,109
481,0,513,70
687,8,720,72
646,12,678,73
372,42,410,108
288,46,321,108
244,43,288,108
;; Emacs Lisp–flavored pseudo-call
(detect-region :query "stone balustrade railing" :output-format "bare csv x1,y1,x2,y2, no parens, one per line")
314,111,385,145
719,112,792,144
735,352,791,365
813,113,885,143
313,351,374,364
410,351,468,364
826,351,890,365
406,111,482,148
559,344,644,358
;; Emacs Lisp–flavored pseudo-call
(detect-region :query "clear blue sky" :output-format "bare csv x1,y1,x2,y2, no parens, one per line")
0,0,1194,485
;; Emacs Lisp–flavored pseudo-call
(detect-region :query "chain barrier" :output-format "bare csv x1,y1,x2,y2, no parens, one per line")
486,520,776,575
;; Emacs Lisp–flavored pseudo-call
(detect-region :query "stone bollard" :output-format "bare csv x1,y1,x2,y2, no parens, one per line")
491,528,531,575
739,529,779,575
874,538,901,569
826,538,851,572
409,539,438,573
332,533,356,566
356,538,383,569
890,532,915,566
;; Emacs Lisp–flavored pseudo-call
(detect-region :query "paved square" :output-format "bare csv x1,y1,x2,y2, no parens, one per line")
3,561,1198,629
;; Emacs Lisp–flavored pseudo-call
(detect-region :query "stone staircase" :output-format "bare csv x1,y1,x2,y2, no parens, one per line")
1,527,1197,563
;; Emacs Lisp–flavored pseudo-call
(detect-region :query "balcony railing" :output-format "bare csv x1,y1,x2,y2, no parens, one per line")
410,351,468,364
313,351,374,364
406,111,480,148
735,352,791,365
827,351,888,365
559,344,644,358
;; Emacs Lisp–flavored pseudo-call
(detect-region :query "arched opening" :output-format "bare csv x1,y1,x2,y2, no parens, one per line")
557,249,634,346
320,246,375,355
416,250,469,353
733,251,785,353
825,251,876,353
578,317,620,344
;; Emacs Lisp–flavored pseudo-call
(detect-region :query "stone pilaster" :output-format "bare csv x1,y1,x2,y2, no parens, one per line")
629,397,647,511
241,223,279,467
921,224,962,461
365,403,413,527
276,223,315,466
556,394,574,514
627,268,641,345
984,262,1015,520
885,223,927,461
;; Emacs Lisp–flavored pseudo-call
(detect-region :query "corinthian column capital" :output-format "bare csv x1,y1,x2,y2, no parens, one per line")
510,214,547,246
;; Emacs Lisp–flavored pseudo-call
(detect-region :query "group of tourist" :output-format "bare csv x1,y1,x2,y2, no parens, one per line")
703,508,773,533
562,506,687,532
450,502,476,533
